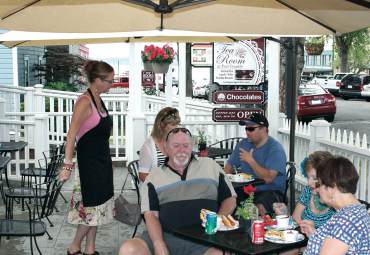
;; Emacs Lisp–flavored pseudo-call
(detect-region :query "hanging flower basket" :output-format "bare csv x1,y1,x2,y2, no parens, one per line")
152,62,170,74
143,61,154,71
141,44,175,74
304,42,324,55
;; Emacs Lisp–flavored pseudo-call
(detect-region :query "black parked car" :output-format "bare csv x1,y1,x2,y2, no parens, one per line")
339,74,370,101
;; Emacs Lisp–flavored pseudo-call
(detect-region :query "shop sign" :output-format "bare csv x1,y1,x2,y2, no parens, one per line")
213,40,264,86
212,90,264,104
191,43,213,66
142,70,155,87
212,108,264,122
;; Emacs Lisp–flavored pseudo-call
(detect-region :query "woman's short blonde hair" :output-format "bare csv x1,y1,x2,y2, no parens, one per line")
151,107,181,140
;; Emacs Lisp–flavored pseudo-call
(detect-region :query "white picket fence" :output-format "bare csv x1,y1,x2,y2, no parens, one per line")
1,84,369,203
278,117,370,202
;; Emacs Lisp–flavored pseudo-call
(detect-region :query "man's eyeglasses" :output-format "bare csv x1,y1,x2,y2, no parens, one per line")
245,126,261,132
165,127,192,141
101,78,114,84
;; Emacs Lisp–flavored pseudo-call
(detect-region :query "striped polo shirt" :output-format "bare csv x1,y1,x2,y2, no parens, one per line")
140,156,236,232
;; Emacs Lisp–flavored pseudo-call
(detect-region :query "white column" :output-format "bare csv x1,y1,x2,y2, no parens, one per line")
23,86,36,113
308,120,330,152
0,98,6,141
126,43,146,162
178,43,187,121
267,38,281,139
165,67,173,106
34,114,49,161
33,84,45,112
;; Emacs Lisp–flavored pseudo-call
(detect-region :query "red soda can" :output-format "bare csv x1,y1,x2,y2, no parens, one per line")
251,220,265,244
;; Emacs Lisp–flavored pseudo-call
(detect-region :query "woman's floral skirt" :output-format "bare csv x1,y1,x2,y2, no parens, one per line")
68,171,114,226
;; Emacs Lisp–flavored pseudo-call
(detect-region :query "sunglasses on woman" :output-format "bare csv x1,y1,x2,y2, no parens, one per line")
165,127,192,141
245,126,261,132
161,109,179,122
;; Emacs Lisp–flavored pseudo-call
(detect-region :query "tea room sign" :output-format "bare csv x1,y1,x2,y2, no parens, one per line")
213,41,264,86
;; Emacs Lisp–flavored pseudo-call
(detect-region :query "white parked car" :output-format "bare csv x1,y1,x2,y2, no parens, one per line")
310,75,333,91
324,73,353,96
192,84,209,98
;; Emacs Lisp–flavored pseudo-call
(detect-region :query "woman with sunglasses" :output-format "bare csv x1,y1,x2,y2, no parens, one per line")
300,156,370,255
59,60,115,255
138,107,180,182
291,151,336,228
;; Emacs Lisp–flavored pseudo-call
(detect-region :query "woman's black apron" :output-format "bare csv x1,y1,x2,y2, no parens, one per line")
76,88,114,207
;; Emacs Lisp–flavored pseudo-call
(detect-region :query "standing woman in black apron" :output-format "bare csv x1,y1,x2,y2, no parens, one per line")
60,60,114,255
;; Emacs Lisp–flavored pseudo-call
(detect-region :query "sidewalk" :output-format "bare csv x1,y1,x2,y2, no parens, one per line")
0,164,145,255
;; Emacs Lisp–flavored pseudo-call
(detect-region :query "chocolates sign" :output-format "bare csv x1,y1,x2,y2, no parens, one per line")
214,40,264,86
212,108,264,122
212,90,264,104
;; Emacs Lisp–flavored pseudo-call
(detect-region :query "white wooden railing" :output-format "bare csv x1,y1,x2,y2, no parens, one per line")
1,84,369,203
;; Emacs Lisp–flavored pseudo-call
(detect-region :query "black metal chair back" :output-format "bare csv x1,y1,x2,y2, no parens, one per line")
285,162,296,212
126,160,141,237
209,137,244,157
33,178,64,221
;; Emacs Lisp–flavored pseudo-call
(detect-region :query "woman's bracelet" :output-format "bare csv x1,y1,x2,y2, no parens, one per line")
63,158,74,165
63,162,75,172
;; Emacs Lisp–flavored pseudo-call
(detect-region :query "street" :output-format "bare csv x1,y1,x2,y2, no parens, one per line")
331,97,370,139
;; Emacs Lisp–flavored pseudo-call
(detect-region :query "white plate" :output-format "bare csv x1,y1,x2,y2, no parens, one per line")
202,219,239,231
265,233,305,244
268,222,298,231
226,174,254,183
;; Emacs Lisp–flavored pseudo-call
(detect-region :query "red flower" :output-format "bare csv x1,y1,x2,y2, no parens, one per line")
142,44,176,63
243,184,256,195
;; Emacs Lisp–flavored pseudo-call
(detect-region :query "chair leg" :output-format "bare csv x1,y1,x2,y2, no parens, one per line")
45,229,53,240
121,172,130,192
46,216,54,227
30,235,34,255
59,192,68,203
34,235,43,255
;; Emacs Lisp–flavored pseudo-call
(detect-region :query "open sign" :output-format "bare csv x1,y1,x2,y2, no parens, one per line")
212,108,264,122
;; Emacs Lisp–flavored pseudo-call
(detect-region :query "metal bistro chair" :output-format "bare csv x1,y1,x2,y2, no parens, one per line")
285,162,297,213
125,160,141,237
0,179,64,255
21,143,65,187
208,137,243,167
121,159,140,192
4,153,63,222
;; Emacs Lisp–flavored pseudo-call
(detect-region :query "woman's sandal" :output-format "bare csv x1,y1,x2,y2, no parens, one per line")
67,250,82,255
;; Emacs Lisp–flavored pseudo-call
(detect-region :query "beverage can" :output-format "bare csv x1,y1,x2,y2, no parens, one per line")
205,212,217,235
251,220,265,244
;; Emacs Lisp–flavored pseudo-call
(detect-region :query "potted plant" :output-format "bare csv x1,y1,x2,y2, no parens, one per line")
235,184,259,233
141,44,176,73
304,36,325,55
197,129,207,151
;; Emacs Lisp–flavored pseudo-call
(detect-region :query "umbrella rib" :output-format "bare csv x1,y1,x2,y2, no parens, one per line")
170,0,215,10
346,0,370,8
275,0,337,34
120,0,157,11
1,0,41,20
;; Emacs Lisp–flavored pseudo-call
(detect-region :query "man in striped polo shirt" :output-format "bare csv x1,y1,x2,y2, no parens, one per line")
119,127,237,255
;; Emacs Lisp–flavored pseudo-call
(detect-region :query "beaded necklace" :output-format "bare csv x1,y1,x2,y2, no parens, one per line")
313,193,327,211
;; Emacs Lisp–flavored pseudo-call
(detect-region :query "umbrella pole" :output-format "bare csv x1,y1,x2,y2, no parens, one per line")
287,38,297,213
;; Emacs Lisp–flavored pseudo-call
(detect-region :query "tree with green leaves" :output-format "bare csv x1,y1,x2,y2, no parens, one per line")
335,28,369,73
33,46,86,89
